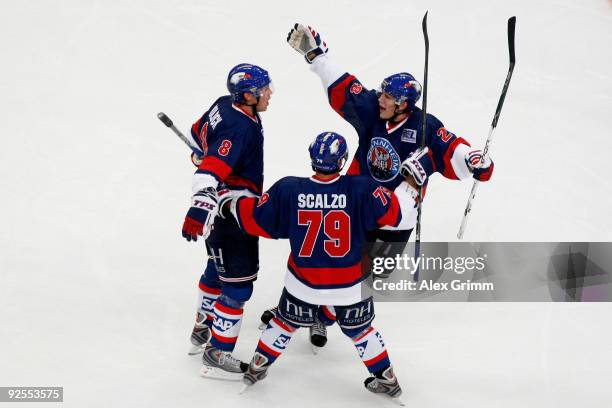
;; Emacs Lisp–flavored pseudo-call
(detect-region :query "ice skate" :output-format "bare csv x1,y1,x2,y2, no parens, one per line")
239,352,271,393
188,312,211,355
200,344,248,381
309,317,327,354
364,366,404,405
258,306,278,330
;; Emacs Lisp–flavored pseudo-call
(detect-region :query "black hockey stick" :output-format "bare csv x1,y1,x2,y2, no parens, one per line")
413,11,429,282
157,112,203,158
457,16,516,239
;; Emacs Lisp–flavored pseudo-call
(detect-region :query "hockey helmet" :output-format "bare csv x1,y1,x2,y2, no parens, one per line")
309,132,349,174
227,63,272,104
378,72,422,109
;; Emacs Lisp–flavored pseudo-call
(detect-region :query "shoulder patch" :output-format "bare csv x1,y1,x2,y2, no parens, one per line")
401,128,417,143
350,83,363,95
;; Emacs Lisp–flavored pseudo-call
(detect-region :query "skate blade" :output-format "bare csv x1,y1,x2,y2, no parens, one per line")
238,383,250,394
188,344,205,355
258,322,268,330
311,344,321,355
199,364,244,381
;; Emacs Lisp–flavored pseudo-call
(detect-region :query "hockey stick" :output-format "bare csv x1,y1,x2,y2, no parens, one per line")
457,16,516,239
157,112,203,158
413,11,429,282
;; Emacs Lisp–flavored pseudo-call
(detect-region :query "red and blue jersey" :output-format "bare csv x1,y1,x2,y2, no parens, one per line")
190,95,264,195
328,73,471,191
235,174,401,305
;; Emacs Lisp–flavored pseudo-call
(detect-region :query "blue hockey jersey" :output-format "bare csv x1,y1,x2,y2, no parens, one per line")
327,73,472,191
234,174,401,305
190,95,264,195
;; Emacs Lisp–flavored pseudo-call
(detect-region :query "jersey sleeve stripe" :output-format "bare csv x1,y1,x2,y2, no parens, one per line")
427,147,437,173
197,155,233,181
441,137,470,180
346,157,361,176
236,197,272,238
287,254,363,287
225,175,262,195
328,73,357,117
377,192,401,227
191,118,202,140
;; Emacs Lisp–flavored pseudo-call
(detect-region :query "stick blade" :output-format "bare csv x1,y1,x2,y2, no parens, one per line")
508,16,516,64
422,11,429,44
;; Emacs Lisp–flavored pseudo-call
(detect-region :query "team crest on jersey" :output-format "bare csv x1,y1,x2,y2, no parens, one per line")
401,128,417,143
367,137,400,182
350,82,363,95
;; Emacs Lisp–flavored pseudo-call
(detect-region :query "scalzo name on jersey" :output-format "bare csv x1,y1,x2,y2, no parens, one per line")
297,194,347,209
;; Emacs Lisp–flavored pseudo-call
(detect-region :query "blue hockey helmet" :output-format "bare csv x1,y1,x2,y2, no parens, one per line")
378,72,422,109
226,63,272,104
309,132,349,174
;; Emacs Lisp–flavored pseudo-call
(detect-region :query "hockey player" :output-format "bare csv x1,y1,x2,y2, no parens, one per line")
182,63,273,379
286,23,494,273
225,132,416,402
259,24,495,347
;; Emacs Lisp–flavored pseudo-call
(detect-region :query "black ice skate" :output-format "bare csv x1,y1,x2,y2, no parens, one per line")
364,366,404,406
258,306,278,330
200,344,248,381
239,352,271,394
188,312,211,355
309,317,327,354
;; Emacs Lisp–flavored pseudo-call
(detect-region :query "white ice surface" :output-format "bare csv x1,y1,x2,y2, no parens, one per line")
1,1,611,407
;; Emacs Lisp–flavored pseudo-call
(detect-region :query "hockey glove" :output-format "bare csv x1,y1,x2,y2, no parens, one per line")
287,23,328,63
465,150,494,182
217,188,252,219
400,147,434,186
182,187,218,242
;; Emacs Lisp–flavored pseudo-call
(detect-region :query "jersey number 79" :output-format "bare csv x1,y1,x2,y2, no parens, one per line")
297,210,351,258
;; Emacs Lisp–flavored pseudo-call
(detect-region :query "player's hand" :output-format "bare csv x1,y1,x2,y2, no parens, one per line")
217,188,232,219
400,147,434,186
218,189,257,220
182,187,218,242
287,23,328,63
465,150,494,182
217,188,247,219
